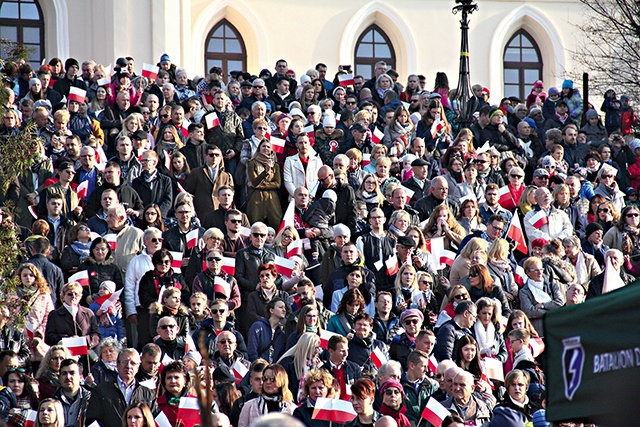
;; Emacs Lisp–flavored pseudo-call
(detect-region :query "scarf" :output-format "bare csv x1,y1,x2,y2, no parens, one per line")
71,241,91,259
259,393,286,414
103,360,118,371
250,150,276,177
379,403,411,427
570,252,589,286
361,190,380,204
526,279,552,304
153,270,181,295
449,169,464,184
474,321,496,355
63,302,79,318
622,224,640,256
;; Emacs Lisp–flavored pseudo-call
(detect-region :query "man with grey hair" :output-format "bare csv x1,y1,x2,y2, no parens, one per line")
238,78,275,112
235,222,276,334
306,104,322,127
320,223,351,286
524,186,573,245
586,248,634,300
442,371,492,424
74,145,103,201
124,227,163,349
378,360,402,385
86,348,157,427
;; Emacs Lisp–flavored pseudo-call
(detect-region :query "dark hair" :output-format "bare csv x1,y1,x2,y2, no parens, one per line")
160,361,190,393
2,369,39,408
353,313,373,327
27,236,50,255
454,300,476,316
90,237,113,260
141,204,164,231
140,343,161,358
152,249,172,266
337,288,365,315
327,334,348,350
0,350,17,365
214,382,240,415
453,335,482,379
266,297,285,317
443,414,465,426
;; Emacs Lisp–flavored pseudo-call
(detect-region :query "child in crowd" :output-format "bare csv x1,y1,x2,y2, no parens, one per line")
149,287,190,338
188,292,210,330
542,87,560,121
89,280,125,343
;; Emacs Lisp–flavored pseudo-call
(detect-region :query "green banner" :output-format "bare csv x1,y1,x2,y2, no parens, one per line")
544,280,640,424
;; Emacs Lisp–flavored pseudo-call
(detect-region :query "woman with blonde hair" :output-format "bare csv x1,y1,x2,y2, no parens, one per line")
467,264,511,317
363,144,387,174
487,238,518,305
382,105,415,146
14,263,54,366
448,237,489,288
279,332,323,401
35,399,65,427
435,285,471,328
237,363,297,427
36,346,73,399
355,173,386,211
293,369,338,425
423,205,466,251
271,225,301,258
393,264,419,313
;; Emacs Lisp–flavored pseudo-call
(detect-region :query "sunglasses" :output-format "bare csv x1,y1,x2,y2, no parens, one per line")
384,389,401,395
207,257,222,262
453,294,468,300
602,175,615,179
256,126,268,131
627,213,640,218
211,309,226,315
160,114,169,119
598,209,610,213
151,237,164,243
510,175,523,179
252,233,266,238
475,160,488,164
78,226,90,231
404,318,420,325
7,367,26,373
346,101,357,105
469,272,479,278
207,152,222,157
228,219,242,224
159,324,177,329
218,339,235,344
157,259,171,265
263,375,276,382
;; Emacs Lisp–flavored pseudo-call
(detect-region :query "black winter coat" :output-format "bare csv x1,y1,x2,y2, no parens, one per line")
77,256,124,306
86,380,157,427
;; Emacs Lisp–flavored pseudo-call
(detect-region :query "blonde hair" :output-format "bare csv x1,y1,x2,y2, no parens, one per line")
487,238,510,262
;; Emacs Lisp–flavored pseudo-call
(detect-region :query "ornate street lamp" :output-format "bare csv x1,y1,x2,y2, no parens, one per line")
452,0,479,130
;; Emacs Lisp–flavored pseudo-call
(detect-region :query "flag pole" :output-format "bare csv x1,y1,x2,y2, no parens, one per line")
416,417,423,427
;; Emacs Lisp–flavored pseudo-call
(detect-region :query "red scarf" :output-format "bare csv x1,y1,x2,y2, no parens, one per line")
379,403,411,427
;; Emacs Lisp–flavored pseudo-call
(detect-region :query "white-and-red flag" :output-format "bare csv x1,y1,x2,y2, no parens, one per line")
439,250,456,268
62,336,88,356
506,213,528,255
514,265,527,287
278,200,295,234
238,226,251,238
141,63,159,81
528,210,549,228
104,233,118,251
270,136,286,154
312,397,358,424
154,410,172,427
94,289,123,312
303,125,315,143
232,359,249,383
274,256,296,277
372,127,384,144
481,357,504,382
338,74,355,87
428,355,438,375
177,182,186,194
370,347,388,369
221,257,236,276
214,277,231,298
185,334,197,353
320,330,340,349
25,322,35,340
362,153,371,167
286,239,304,258
68,87,87,103
177,397,200,426
425,237,445,270
76,180,89,200
159,353,174,372
498,185,513,207
205,112,220,129
68,270,90,287
186,229,199,250
430,117,446,139
421,397,451,427
169,251,183,273
96,75,110,86
24,410,37,427
400,185,415,203
385,255,399,276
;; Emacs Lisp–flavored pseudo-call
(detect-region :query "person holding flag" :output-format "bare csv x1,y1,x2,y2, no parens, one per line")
344,378,380,427
138,249,188,324
157,361,198,427
192,249,241,309
162,200,205,271
346,313,388,376
200,91,244,175
44,281,101,356
88,281,124,343
292,369,338,426
523,187,573,249
73,146,103,202
191,299,248,360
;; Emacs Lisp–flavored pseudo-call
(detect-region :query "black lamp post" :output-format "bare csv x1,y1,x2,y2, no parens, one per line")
452,0,479,130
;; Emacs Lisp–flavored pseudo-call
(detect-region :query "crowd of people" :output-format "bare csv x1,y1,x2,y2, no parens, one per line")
0,53,636,427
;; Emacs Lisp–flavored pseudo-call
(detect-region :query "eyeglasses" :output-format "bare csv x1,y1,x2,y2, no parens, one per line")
151,237,164,243
421,280,432,285
159,324,177,329
263,375,276,382
453,294,468,300
218,339,235,345
527,268,544,273
66,292,81,298
207,257,222,262
346,101,357,105
318,177,328,183
404,318,420,325
252,233,266,238
175,210,191,215
627,213,640,218
384,389,401,395
7,367,25,373
157,259,171,265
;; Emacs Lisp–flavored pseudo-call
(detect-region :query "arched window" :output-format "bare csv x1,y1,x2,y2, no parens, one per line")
503,29,542,100
354,24,396,80
0,0,44,69
204,19,246,78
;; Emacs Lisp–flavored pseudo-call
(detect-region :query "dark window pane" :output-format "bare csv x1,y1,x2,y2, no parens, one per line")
503,30,542,101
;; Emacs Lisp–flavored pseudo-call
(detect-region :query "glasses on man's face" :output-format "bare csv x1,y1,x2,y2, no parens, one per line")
207,152,222,158
510,175,523,179
211,309,226,315
252,233,266,238
218,339,235,345
159,324,177,330
160,114,169,119
228,219,242,224
175,210,191,216
151,237,164,243
207,257,222,262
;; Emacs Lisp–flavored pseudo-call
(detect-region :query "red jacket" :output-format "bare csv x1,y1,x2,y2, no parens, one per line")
621,108,637,135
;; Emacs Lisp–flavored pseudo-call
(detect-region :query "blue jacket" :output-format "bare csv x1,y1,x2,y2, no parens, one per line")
246,317,285,363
